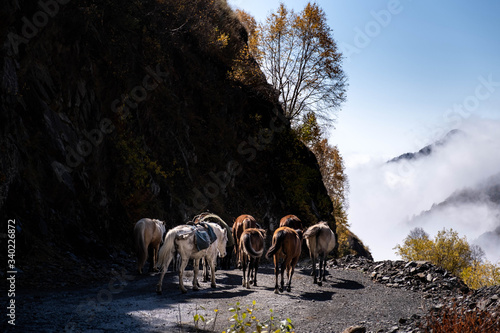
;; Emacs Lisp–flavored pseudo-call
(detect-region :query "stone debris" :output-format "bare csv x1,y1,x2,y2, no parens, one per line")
330,255,500,333
330,255,469,298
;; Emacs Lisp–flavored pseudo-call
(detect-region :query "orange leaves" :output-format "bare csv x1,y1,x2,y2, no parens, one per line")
235,9,261,61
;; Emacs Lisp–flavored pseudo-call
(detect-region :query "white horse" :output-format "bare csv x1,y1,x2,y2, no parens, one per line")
156,222,228,294
303,221,337,286
133,218,166,274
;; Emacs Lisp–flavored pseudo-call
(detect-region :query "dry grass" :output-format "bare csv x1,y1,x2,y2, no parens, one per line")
421,303,500,333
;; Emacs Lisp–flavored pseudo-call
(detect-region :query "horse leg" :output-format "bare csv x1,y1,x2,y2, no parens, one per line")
178,258,189,293
253,257,260,287
321,253,327,282
273,255,280,294
247,257,252,288
209,255,217,288
312,253,318,284
153,245,160,272
242,254,247,288
193,258,200,291
280,258,286,293
202,258,208,282
317,253,323,286
156,265,166,294
287,256,299,292
156,251,173,295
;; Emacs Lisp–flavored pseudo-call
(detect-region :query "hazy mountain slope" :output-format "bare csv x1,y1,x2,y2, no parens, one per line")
388,129,465,163
410,170,500,261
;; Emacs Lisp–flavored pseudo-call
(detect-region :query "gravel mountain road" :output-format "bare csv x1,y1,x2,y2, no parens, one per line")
8,261,433,333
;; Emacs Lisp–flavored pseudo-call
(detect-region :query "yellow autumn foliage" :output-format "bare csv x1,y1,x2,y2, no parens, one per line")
395,228,500,288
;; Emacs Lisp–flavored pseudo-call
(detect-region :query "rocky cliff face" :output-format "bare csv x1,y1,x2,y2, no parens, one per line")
0,1,336,268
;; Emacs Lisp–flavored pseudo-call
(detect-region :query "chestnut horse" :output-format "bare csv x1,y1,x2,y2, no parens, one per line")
155,222,227,294
133,218,166,274
266,227,302,293
232,214,257,267
239,228,266,288
279,214,303,231
304,222,337,286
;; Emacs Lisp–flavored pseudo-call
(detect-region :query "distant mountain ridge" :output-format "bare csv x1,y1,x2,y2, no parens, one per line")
415,172,500,217
388,129,465,163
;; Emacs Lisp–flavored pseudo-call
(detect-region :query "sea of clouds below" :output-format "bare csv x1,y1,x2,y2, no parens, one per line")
346,118,500,263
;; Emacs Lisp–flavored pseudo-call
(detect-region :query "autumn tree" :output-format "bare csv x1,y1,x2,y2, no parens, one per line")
297,112,349,208
394,227,435,263
257,2,347,124
229,9,265,86
395,228,500,288
234,9,261,60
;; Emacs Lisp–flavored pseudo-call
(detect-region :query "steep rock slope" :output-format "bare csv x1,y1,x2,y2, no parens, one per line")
0,0,335,275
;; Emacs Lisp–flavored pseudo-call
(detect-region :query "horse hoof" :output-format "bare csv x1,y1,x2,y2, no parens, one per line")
211,284,216,288
286,287,291,292
313,280,317,284
156,288,162,295
181,289,187,294
274,289,280,294
318,281,322,287
279,288,283,293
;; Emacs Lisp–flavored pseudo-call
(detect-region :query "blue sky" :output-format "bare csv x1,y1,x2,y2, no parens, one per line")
228,0,500,160
228,0,500,260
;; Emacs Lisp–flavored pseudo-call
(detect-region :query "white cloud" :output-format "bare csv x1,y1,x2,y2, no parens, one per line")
346,118,500,262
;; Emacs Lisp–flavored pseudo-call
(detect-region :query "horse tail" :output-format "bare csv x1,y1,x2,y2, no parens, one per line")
266,229,286,258
134,222,147,269
156,229,176,270
242,217,256,229
295,229,304,241
303,224,321,239
242,232,264,258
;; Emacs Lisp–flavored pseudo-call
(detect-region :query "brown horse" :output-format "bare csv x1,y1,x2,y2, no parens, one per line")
304,221,337,286
232,214,257,267
239,228,266,288
266,226,302,293
279,215,303,231
133,218,166,274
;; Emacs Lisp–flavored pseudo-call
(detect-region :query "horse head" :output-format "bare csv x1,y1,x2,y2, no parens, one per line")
216,225,228,258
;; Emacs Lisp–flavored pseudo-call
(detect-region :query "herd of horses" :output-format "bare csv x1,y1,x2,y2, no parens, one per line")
133,213,337,294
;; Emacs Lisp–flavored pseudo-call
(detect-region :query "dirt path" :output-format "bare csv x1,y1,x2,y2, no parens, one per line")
7,260,433,333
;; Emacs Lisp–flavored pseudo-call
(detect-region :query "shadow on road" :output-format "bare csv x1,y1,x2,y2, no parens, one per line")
330,278,365,290
299,290,336,301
